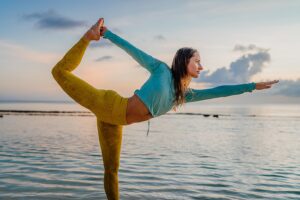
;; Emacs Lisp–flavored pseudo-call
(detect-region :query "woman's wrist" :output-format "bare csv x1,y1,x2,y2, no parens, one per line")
252,82,257,90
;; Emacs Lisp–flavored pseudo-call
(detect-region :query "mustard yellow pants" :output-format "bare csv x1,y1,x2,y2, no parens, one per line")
52,37,127,200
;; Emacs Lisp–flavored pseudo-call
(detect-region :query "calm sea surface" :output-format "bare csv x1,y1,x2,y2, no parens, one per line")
0,103,299,200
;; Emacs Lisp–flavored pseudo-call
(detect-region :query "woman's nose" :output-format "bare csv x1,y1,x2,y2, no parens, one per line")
199,64,204,70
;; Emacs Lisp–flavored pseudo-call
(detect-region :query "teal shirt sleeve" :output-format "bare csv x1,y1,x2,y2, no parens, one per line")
185,82,256,103
103,30,161,74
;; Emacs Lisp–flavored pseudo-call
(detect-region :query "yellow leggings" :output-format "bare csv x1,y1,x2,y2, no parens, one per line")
52,37,127,200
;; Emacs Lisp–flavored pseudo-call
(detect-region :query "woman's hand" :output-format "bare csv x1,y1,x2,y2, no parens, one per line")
100,26,107,37
84,18,104,41
255,80,279,90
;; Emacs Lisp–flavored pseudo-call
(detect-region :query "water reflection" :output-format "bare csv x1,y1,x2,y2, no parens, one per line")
0,104,299,199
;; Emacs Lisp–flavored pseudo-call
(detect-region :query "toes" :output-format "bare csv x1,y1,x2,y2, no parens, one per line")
97,18,104,29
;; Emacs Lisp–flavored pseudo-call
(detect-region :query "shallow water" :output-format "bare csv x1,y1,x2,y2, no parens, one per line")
0,103,299,199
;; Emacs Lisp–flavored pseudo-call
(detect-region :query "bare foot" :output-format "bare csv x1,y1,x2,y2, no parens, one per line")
84,18,104,41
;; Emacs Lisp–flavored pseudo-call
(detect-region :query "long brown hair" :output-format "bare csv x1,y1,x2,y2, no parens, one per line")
171,47,197,109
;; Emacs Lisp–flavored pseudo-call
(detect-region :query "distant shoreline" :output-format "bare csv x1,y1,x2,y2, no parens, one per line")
1,109,299,119
0,100,74,104
0,110,92,117
0,110,227,118
1,100,299,105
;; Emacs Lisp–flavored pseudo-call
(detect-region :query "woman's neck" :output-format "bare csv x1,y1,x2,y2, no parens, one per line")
181,76,192,89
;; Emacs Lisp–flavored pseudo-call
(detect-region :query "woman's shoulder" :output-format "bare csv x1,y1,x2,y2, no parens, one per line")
154,61,172,74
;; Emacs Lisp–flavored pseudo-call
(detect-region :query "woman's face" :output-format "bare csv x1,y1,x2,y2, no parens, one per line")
187,51,203,78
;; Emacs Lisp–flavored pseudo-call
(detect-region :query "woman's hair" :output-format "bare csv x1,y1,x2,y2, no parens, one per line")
171,47,198,109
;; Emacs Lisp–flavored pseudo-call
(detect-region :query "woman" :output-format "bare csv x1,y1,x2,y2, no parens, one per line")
51,18,278,200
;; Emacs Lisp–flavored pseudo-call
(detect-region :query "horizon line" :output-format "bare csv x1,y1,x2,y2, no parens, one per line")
0,100,74,104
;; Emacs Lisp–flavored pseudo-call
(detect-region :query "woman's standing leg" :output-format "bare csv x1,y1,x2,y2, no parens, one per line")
97,120,123,200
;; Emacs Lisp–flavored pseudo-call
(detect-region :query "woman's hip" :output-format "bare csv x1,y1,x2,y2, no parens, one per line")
93,90,128,126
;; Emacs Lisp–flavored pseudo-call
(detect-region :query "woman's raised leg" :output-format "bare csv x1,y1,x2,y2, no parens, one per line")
51,37,101,112
52,18,105,114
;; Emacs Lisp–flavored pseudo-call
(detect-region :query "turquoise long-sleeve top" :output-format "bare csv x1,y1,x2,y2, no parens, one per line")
103,30,256,117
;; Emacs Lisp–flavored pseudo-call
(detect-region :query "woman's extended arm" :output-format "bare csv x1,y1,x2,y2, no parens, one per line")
185,83,256,103
185,80,279,103
101,27,162,74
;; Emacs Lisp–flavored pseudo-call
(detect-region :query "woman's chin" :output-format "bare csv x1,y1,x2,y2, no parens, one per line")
193,74,199,78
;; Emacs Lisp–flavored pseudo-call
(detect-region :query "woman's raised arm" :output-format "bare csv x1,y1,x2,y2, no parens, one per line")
100,26,162,74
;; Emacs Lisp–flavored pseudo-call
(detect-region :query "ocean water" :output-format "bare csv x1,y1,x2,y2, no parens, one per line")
0,103,299,200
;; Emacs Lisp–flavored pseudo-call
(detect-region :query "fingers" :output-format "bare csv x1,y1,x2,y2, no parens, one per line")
273,80,279,84
267,80,279,84
264,80,279,89
259,80,279,88
256,80,279,90
266,80,279,85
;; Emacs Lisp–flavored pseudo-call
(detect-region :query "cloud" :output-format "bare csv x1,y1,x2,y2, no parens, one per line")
154,34,166,41
196,44,271,85
271,79,300,97
23,10,87,30
233,44,268,52
193,44,300,98
95,56,113,62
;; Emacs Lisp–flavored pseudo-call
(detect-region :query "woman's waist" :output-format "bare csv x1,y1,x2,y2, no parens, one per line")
126,94,153,124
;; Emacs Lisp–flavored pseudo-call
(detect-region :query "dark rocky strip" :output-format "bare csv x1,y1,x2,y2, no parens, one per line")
0,110,227,118
2,110,297,118
167,113,229,117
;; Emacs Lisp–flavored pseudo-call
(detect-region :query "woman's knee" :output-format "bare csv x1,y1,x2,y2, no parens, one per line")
51,66,58,77
51,66,64,80
105,167,119,175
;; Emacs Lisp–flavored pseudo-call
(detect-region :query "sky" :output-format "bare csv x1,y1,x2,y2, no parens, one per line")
0,0,299,104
